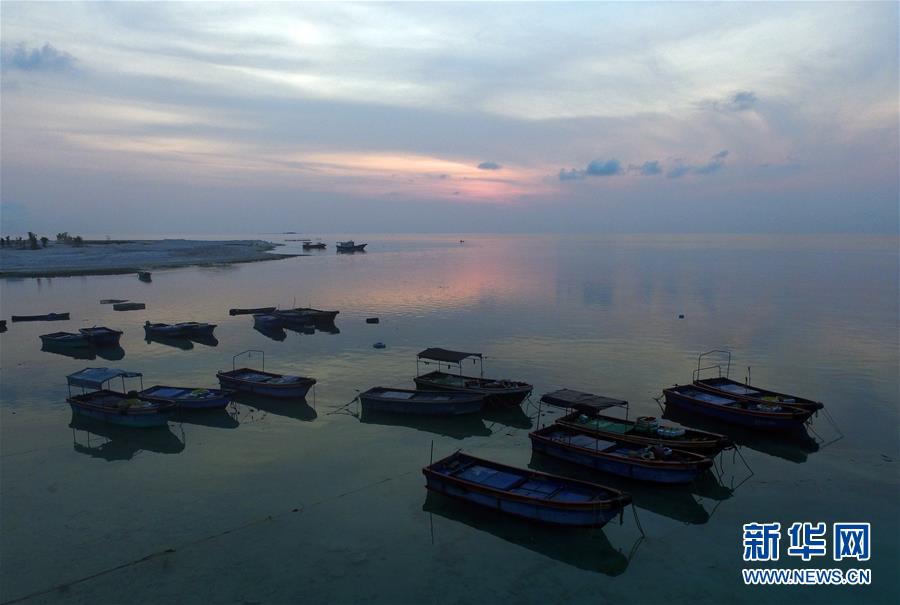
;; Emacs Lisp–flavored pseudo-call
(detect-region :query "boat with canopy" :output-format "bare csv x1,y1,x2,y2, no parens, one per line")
66,368,175,427
413,348,532,406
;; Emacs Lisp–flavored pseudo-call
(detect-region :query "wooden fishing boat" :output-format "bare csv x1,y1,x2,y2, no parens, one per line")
100,299,129,304
40,332,91,347
693,376,824,412
336,240,367,252
423,451,631,527
530,425,713,484
253,313,282,327
555,410,731,454
662,385,813,430
139,385,232,410
541,388,628,413
11,312,69,322
216,350,316,399
302,242,326,250
229,306,276,316
414,348,532,406
144,322,187,337
66,368,175,428
79,326,123,346
137,271,152,282
113,302,145,311
174,321,216,335
0,320,6,332
359,387,486,415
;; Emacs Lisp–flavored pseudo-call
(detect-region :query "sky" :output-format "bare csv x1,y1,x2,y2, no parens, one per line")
1,1,898,235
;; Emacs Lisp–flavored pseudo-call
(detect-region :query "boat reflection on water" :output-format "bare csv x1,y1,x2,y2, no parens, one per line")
359,408,492,440
144,333,194,350
662,406,820,464
254,325,287,342
528,453,712,525
69,413,185,461
41,343,126,361
422,491,635,576
174,405,240,429
187,333,219,347
231,393,317,422
482,404,534,431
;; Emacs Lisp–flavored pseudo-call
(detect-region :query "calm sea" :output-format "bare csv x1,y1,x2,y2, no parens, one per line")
1,234,897,604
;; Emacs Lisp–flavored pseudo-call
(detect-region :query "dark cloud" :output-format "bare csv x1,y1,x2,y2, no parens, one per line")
477,161,501,170
702,90,758,112
2,42,76,72
667,151,729,178
630,160,662,176
558,168,585,181
585,159,622,177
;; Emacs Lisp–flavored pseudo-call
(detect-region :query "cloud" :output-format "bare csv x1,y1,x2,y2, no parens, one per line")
702,90,758,112
2,42,76,72
585,159,622,177
558,168,586,181
667,151,729,178
630,160,662,176
477,161,502,170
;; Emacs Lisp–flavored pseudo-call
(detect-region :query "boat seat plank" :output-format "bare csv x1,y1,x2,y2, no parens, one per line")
457,466,522,490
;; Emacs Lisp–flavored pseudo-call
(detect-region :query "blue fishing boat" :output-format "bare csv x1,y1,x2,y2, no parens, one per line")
174,321,217,336
40,332,91,347
253,314,282,329
529,425,713,484
414,348,533,406
144,322,186,337
662,385,813,430
359,387,485,415
423,451,631,527
692,350,824,411
139,385,232,410
79,326,123,346
216,350,316,399
12,312,69,322
66,368,175,428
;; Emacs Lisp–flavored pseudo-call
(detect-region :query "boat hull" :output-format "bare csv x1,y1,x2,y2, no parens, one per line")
693,377,824,412
79,328,123,346
414,372,532,406
217,371,315,399
12,313,69,322
424,475,623,527
360,389,484,415
67,397,174,428
663,387,812,430
555,412,731,454
40,333,91,348
530,435,706,484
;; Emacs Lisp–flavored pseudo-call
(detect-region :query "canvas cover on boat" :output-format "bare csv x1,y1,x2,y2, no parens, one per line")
541,389,627,410
67,367,142,389
417,348,482,363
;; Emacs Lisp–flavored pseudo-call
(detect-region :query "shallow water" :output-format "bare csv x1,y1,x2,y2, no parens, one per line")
1,234,897,604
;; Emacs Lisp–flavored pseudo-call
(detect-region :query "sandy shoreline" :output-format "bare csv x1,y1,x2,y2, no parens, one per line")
0,239,298,278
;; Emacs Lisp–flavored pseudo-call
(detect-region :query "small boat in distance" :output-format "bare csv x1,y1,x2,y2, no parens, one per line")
274,307,339,324
530,425,714,484
359,387,486,415
302,242,327,250
229,307,277,316
541,388,628,413
662,385,813,431
423,451,631,527
138,271,152,282
216,350,316,399
414,348,533,406
336,240,367,253
100,299,129,304
139,385,231,410
11,312,70,322
40,332,91,347
79,326,123,347
113,302,145,311
66,368,175,428
555,410,731,454
0,320,6,332
174,322,216,335
144,322,187,337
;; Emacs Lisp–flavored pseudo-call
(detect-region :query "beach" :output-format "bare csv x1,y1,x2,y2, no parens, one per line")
0,239,296,278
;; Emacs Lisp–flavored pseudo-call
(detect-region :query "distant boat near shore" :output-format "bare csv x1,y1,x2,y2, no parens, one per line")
336,240,367,253
12,312,70,322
